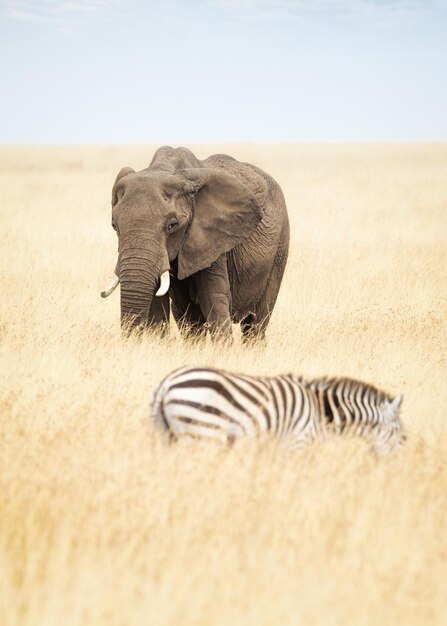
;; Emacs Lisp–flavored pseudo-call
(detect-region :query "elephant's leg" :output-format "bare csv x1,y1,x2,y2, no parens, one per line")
242,247,287,344
241,311,270,344
241,313,263,343
173,302,207,340
170,275,207,339
195,256,233,342
147,294,170,338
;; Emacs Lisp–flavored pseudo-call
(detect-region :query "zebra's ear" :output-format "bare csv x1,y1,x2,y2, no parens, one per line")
390,395,403,413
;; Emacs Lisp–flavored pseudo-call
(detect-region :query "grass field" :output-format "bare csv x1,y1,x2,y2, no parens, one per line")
1,143,446,626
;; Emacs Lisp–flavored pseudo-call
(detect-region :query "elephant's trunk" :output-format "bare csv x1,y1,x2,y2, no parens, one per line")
120,279,156,331
118,241,169,332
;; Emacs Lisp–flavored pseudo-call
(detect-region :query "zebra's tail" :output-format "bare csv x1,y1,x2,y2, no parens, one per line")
150,377,171,436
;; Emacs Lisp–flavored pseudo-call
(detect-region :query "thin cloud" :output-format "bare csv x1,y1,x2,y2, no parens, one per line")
1,0,123,27
1,0,446,29
208,0,447,23
209,0,446,11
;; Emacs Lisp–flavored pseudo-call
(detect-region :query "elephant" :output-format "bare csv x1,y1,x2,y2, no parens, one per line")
101,146,289,342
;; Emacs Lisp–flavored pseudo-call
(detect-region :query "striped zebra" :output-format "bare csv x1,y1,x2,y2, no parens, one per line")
151,366,406,455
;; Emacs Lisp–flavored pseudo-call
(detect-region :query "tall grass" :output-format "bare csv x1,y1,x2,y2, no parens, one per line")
1,144,446,625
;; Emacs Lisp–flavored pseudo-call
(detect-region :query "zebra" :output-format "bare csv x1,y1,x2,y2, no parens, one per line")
151,366,406,455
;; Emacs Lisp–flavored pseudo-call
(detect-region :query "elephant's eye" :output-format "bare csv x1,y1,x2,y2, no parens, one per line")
167,218,179,233
112,222,117,231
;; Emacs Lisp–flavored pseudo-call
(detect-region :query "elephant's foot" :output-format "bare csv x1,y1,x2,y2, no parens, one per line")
122,320,170,340
205,314,233,345
178,321,207,342
240,313,268,345
149,321,170,339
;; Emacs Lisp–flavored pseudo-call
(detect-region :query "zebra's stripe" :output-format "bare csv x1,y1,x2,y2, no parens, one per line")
166,382,257,436
151,367,406,455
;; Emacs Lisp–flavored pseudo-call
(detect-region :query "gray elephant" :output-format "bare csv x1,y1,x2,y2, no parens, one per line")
101,146,289,342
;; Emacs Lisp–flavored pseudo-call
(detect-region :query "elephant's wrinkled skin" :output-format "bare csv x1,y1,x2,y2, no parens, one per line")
105,146,289,342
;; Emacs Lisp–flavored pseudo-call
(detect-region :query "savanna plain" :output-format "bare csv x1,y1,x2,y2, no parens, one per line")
1,144,446,626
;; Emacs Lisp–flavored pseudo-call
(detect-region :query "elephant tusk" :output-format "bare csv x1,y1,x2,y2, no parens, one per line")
155,270,170,297
101,275,119,298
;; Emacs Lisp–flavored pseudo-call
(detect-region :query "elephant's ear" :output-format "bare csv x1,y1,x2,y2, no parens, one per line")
177,168,262,280
112,167,134,206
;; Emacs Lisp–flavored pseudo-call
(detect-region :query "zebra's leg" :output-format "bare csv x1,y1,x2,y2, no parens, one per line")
157,429,177,446
151,400,177,446
227,432,237,446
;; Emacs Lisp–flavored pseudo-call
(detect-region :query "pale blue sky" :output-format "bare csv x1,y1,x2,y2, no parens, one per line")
1,0,446,142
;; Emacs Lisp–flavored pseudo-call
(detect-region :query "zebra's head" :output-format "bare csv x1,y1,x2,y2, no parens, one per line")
372,394,406,456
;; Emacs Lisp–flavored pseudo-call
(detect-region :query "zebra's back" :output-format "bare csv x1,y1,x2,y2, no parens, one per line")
151,367,406,454
151,366,317,445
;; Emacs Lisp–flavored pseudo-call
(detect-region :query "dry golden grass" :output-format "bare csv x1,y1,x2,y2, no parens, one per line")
1,143,446,626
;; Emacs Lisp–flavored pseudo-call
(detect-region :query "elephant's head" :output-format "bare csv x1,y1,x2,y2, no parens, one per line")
102,160,262,332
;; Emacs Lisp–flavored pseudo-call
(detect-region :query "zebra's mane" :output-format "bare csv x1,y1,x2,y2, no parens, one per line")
300,376,393,404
